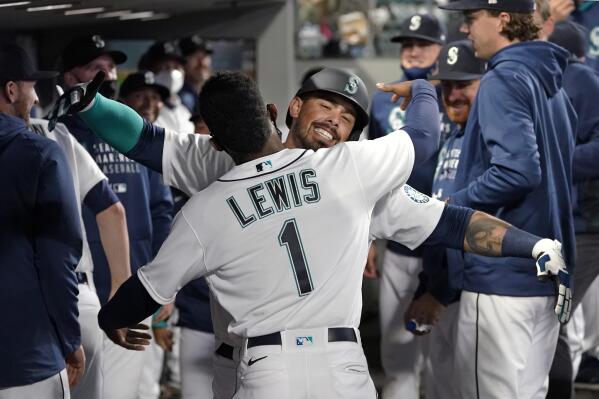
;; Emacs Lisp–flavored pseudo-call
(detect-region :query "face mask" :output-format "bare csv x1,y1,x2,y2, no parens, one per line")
154,69,184,96
99,80,118,99
401,65,435,80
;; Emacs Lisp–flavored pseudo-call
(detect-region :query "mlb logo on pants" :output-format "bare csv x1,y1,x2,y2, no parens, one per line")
296,336,314,346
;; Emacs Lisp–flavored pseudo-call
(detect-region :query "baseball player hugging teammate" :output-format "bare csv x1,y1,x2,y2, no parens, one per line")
6,0,599,396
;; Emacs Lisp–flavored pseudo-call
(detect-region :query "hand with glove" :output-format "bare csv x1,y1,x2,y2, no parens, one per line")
47,71,105,131
532,239,572,324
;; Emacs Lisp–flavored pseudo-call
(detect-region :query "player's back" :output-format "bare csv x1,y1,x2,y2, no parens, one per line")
179,132,414,339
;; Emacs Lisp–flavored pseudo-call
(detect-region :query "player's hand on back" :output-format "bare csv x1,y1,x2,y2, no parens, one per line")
153,327,174,352
47,71,105,131
104,323,152,351
65,345,86,387
404,292,445,336
533,239,572,323
376,80,414,110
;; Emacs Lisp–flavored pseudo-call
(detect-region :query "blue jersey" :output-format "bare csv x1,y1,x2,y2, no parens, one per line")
451,41,576,297
61,115,173,304
562,61,599,233
572,1,599,72
369,80,450,256
0,113,82,387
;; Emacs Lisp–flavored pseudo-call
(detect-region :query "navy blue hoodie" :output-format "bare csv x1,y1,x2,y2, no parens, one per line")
61,115,173,304
450,41,577,297
561,60,599,233
0,113,82,387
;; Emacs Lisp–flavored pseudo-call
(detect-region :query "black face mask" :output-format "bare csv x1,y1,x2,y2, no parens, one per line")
98,80,118,99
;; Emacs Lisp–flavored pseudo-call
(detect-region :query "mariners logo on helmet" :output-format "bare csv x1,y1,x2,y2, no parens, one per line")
447,46,459,65
144,71,155,84
344,76,359,95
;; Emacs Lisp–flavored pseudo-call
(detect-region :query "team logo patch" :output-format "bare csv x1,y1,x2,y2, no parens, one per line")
409,15,422,31
590,28,599,57
344,76,359,95
403,185,430,204
388,106,406,131
447,46,459,65
256,160,273,172
296,336,314,346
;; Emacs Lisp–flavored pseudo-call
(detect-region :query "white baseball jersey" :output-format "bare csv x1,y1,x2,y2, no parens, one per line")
159,127,445,343
29,119,107,273
138,131,445,340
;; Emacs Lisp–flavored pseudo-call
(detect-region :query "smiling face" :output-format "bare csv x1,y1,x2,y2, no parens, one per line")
441,79,480,127
286,92,358,150
122,87,163,122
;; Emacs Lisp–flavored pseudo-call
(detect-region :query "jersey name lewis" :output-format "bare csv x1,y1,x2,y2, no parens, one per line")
226,169,321,228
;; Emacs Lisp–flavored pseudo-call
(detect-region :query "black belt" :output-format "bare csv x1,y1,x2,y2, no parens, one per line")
76,272,88,285
247,327,357,349
216,343,234,360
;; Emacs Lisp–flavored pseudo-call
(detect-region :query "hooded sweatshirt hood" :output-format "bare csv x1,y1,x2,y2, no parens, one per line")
489,41,569,97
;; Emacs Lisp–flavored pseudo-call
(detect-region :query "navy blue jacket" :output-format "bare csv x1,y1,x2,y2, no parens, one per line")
572,2,599,72
0,113,82,387
561,60,599,233
451,41,577,297
61,115,173,304
370,80,450,256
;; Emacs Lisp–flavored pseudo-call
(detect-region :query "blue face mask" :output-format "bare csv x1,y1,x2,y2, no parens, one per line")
401,65,435,80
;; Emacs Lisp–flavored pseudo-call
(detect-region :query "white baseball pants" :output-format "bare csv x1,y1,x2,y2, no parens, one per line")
71,281,103,399
234,327,376,399
179,328,215,399
379,250,425,399
455,291,559,399
0,369,69,399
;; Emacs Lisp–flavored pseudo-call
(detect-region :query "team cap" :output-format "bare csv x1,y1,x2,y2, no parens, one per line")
391,14,446,45
429,40,487,81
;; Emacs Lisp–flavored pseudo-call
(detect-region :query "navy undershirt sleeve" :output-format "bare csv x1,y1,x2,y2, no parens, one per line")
402,79,441,166
83,179,119,214
98,274,161,331
125,120,166,173
422,204,474,250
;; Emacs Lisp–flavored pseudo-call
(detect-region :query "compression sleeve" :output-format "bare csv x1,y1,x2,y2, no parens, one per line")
422,205,474,249
402,79,440,166
98,274,161,331
79,93,144,153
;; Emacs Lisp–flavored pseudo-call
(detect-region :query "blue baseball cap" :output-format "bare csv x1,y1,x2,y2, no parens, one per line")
439,0,536,13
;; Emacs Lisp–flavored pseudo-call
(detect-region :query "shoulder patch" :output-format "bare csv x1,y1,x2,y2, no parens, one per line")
403,185,430,204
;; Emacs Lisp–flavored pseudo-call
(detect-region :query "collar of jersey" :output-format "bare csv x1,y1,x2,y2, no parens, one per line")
217,148,310,182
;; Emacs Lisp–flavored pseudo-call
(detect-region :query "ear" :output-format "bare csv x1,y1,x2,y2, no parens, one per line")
209,136,223,152
3,81,18,104
287,96,303,120
498,11,512,31
266,103,278,123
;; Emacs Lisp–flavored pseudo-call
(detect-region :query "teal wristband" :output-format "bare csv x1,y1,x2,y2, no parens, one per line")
80,93,144,153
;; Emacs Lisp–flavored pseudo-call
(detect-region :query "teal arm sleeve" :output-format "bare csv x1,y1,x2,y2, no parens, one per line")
79,93,144,153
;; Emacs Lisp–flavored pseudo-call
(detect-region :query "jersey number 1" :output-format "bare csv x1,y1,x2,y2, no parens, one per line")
278,219,314,296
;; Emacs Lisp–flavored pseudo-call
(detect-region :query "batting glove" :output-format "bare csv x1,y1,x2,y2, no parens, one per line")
47,70,105,131
533,239,572,323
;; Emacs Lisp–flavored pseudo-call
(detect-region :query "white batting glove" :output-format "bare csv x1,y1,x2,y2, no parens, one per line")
532,239,572,323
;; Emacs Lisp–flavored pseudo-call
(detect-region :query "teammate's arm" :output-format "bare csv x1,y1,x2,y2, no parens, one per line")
34,142,83,358
95,201,131,299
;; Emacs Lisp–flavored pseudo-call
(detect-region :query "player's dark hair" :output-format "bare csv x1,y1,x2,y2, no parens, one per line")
199,71,271,155
487,10,540,41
